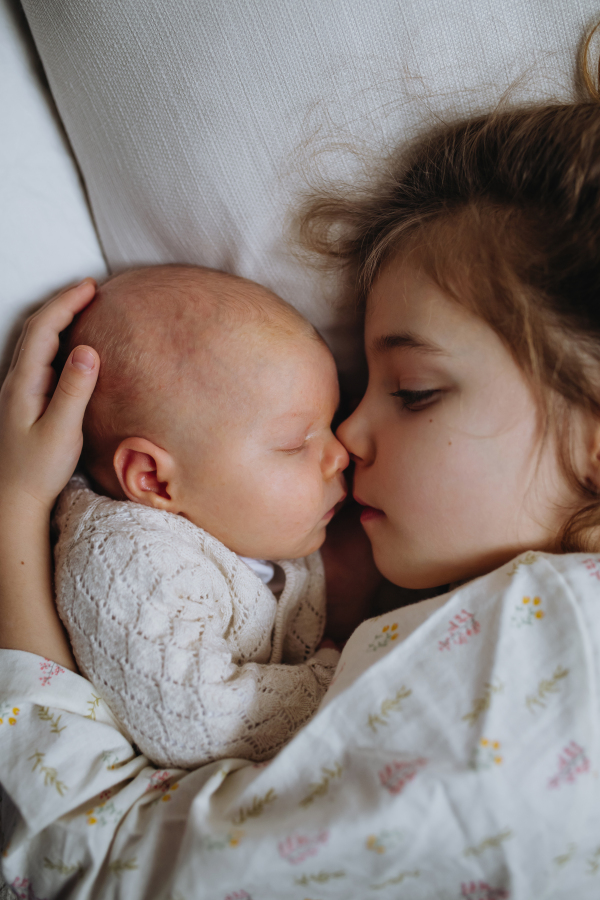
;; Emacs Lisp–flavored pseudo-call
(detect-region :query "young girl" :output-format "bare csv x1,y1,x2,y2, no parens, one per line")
3,40,600,900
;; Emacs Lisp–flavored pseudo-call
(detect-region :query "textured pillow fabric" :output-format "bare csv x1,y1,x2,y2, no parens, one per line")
0,0,106,380
20,0,599,372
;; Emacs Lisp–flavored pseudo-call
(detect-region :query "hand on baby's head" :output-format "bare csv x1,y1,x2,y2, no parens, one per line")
67,265,348,559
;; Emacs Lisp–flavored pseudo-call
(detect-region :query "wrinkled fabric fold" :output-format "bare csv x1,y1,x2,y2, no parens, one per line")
2,552,600,898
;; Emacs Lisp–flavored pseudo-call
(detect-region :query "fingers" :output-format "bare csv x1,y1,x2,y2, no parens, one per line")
9,278,97,377
42,345,99,437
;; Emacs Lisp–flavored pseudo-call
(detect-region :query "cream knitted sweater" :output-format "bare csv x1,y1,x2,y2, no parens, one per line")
53,477,339,768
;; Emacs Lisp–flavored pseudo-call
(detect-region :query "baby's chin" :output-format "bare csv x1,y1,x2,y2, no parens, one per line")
251,526,327,561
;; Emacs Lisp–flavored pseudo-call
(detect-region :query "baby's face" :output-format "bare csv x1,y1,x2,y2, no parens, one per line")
174,329,348,559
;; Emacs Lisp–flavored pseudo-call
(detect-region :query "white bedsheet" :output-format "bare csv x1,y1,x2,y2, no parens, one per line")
2,551,600,899
0,0,106,381
19,0,600,377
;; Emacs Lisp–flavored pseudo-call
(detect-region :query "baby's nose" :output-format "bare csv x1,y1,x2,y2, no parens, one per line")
324,434,350,477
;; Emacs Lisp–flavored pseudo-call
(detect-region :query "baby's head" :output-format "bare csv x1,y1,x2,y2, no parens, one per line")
68,265,348,559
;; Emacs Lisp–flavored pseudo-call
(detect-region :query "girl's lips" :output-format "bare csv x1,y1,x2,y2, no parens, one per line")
354,494,385,523
359,506,385,523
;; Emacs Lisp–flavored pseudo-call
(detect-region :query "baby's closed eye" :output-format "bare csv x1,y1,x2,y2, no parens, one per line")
280,442,307,454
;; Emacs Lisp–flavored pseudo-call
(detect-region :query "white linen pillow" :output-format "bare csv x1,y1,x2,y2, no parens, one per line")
0,0,106,380
19,0,599,373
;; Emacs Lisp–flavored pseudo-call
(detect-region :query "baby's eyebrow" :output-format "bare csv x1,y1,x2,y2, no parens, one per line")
370,331,447,357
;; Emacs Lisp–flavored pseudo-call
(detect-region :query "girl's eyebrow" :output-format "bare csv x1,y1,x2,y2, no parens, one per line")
371,331,447,357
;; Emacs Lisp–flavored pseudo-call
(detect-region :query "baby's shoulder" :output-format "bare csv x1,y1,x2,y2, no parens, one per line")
54,476,206,559
53,476,254,587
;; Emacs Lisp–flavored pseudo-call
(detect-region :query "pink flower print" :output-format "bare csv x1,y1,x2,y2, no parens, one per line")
144,769,180,803
10,877,47,900
461,881,509,900
378,758,427,795
145,770,172,793
438,610,480,651
39,659,64,687
278,830,329,864
583,558,600,581
224,892,252,900
548,741,590,789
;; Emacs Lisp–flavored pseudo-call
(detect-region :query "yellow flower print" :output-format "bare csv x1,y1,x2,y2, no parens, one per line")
366,830,403,854
0,704,20,726
368,622,399,652
228,830,244,847
161,783,180,802
512,596,545,627
204,829,245,851
85,793,120,826
471,738,503,770
533,597,544,618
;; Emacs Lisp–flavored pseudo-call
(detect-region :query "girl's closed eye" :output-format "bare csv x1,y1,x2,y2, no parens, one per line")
390,388,441,411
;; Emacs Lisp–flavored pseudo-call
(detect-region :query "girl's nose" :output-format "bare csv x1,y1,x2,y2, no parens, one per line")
322,433,350,479
336,403,373,465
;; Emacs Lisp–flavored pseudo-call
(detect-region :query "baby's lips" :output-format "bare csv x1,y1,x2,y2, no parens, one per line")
333,489,348,513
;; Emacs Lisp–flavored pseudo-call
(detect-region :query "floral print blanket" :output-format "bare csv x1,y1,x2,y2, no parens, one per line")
1,552,600,899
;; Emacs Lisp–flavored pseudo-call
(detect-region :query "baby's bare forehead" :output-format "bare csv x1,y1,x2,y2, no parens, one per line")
96,268,329,391
180,328,333,405
179,326,324,390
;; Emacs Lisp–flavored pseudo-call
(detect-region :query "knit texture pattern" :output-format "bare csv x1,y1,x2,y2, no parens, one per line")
53,476,338,768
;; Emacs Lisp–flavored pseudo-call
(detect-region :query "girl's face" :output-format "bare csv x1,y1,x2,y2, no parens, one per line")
338,260,581,589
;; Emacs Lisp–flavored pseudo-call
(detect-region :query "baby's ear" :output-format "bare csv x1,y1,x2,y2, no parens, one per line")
113,437,178,511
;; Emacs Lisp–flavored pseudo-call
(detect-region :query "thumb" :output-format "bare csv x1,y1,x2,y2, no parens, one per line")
44,345,99,434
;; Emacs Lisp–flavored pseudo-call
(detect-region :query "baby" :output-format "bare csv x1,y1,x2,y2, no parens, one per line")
53,264,348,768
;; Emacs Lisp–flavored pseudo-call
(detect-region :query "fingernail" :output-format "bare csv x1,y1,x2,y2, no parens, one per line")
76,277,93,287
71,347,96,371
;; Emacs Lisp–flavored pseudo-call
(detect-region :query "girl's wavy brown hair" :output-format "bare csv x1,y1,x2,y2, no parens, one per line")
297,26,600,553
